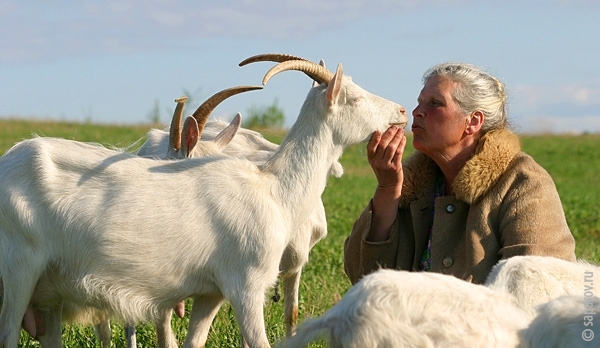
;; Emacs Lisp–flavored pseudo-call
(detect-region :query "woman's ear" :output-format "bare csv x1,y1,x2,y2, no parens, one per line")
465,110,484,135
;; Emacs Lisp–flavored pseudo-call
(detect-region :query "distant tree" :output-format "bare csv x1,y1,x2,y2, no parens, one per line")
146,87,203,126
147,98,161,124
243,99,285,129
83,104,94,124
180,86,204,117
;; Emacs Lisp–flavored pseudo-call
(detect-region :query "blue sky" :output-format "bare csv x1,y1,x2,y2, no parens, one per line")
1,0,599,134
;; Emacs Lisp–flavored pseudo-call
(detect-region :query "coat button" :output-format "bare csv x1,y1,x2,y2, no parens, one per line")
443,257,453,268
446,204,455,213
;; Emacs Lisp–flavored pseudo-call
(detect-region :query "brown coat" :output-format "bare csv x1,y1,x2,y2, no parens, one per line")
344,128,576,285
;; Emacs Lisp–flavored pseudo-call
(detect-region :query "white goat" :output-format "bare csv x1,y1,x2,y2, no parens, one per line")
485,255,600,320
519,294,599,348
139,112,330,345
276,269,530,348
139,55,345,344
0,56,406,347
138,81,340,345
2,86,263,348
138,85,269,160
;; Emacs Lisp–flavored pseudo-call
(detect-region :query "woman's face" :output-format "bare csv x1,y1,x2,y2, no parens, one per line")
411,75,469,156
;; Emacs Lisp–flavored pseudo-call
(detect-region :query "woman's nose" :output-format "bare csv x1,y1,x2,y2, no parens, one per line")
412,105,421,118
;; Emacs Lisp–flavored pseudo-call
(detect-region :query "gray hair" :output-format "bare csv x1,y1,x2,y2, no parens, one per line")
423,62,508,133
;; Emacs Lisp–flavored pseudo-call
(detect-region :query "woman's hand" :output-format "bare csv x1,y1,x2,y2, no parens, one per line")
367,125,406,194
366,126,407,242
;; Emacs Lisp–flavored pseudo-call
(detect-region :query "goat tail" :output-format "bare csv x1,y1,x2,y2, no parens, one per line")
275,317,334,348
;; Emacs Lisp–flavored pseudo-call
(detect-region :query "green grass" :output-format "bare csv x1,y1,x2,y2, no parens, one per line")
0,119,152,152
520,134,600,261
2,120,598,347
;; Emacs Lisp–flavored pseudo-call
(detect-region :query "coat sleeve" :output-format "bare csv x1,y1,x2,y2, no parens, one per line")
343,200,401,285
497,155,576,262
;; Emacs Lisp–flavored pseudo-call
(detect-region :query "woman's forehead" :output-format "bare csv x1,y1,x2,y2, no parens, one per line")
419,76,456,99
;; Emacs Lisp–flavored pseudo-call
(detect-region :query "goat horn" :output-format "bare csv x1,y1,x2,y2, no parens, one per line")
313,59,327,87
238,53,308,67
262,60,334,86
169,96,188,152
191,85,263,135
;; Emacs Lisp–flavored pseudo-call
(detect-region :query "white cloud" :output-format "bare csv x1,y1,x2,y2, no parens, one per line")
513,80,600,107
563,84,592,104
518,114,600,134
0,0,465,63
510,80,600,133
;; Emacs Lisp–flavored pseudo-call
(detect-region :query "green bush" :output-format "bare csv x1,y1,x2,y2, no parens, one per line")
243,99,285,129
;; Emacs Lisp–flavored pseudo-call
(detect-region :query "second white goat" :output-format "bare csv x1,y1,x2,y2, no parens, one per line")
485,255,600,320
519,294,599,348
5,86,263,348
276,269,530,348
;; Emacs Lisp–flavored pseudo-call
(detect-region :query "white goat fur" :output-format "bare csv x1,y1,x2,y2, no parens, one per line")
0,63,405,347
8,116,267,348
519,294,600,348
17,270,116,347
138,114,341,176
138,115,342,343
141,117,269,159
485,255,600,320
277,269,530,348
12,117,335,347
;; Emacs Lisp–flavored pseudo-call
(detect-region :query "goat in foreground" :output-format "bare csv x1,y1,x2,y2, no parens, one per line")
0,56,406,347
277,269,530,348
138,85,337,344
141,55,344,341
485,255,600,320
277,267,598,348
519,294,599,348
135,54,345,345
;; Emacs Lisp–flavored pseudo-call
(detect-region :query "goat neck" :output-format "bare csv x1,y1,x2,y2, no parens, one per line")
263,103,340,217
261,63,406,222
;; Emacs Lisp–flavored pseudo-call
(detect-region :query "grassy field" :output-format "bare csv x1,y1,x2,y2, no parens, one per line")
1,119,599,347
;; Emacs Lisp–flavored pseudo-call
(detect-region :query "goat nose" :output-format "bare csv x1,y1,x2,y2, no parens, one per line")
399,106,406,115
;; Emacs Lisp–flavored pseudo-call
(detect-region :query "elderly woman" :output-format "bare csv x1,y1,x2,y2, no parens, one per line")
344,62,576,285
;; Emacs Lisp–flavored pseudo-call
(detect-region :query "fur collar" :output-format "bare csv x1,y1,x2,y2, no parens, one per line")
399,128,521,206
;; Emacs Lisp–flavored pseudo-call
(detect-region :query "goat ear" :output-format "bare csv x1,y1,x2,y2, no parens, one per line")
325,63,344,106
181,116,199,157
214,113,241,150
312,59,327,88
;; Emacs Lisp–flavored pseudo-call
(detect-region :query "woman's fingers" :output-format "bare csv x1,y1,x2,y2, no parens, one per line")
367,130,382,159
390,129,406,165
368,126,404,164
